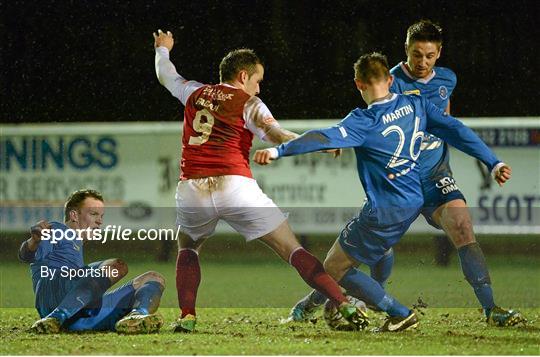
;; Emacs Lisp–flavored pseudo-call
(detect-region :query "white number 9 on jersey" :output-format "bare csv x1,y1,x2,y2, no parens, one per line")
188,109,215,145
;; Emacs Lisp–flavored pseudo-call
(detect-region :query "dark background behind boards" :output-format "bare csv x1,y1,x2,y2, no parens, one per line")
2,0,539,123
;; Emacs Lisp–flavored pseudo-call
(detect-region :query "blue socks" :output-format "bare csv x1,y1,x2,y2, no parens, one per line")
48,276,111,324
302,289,327,307
458,242,495,316
370,248,394,287
132,281,164,315
301,248,394,308
340,268,410,317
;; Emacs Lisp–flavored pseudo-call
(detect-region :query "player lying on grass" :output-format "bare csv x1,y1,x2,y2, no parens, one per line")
254,52,515,332
153,29,367,333
18,189,166,334
287,20,525,328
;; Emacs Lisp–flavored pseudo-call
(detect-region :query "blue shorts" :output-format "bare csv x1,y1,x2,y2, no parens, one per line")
338,211,420,267
35,261,105,317
65,282,135,331
35,274,82,318
35,261,136,332
421,171,466,229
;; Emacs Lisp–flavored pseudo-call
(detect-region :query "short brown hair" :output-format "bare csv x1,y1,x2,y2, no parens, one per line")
354,52,390,84
219,48,262,83
64,189,103,222
406,20,443,48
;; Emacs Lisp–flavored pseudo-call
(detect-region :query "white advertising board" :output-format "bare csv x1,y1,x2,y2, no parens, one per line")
1,119,539,234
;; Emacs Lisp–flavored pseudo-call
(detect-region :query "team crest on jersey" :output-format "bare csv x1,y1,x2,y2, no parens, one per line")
403,89,421,96
438,86,448,100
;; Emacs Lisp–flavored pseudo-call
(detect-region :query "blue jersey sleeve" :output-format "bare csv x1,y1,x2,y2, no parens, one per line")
423,98,500,170
390,78,401,94
34,239,53,261
276,112,368,157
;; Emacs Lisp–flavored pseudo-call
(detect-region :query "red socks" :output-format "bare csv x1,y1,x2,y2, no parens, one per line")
176,249,201,317
289,248,347,305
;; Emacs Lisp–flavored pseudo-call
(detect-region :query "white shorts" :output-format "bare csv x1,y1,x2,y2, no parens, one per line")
175,175,287,241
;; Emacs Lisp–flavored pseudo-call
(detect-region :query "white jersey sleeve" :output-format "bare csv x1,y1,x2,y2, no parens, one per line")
155,47,204,106
243,96,281,141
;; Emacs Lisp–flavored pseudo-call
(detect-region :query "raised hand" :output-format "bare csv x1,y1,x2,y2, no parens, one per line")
153,29,174,51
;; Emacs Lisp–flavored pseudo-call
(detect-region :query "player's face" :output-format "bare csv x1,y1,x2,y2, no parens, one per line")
244,64,264,96
405,41,441,79
72,197,105,232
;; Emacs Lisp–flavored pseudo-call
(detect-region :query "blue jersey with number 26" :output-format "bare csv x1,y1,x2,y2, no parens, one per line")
390,63,457,179
275,94,499,227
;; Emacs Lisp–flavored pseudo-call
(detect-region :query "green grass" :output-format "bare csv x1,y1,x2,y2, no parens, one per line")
2,254,538,309
1,307,539,355
1,253,539,354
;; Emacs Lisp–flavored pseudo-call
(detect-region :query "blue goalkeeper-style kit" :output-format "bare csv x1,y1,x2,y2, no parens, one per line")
391,63,464,223
27,222,135,331
275,93,499,265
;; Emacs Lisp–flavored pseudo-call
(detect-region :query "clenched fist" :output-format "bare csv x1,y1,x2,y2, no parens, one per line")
30,220,52,243
253,149,276,165
493,163,512,187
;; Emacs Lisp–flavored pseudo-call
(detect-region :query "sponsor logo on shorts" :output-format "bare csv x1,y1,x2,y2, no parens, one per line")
435,176,459,195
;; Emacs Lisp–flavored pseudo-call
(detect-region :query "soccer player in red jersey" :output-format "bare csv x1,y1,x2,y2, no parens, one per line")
153,29,367,332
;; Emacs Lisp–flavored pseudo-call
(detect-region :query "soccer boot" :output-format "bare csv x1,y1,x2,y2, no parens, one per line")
338,302,370,330
282,299,322,323
487,306,526,327
172,314,197,333
115,311,164,334
376,311,419,332
30,317,61,334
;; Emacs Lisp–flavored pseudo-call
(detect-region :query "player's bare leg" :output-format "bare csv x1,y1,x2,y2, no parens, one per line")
96,258,129,285
173,231,207,332
259,221,368,330
322,239,359,282
433,198,525,326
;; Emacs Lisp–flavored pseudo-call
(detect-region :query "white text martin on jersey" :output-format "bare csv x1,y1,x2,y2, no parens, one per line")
382,105,413,125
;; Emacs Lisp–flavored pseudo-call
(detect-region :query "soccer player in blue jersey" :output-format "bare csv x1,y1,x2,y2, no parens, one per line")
389,20,523,326
254,53,513,331
19,189,166,334
285,20,525,328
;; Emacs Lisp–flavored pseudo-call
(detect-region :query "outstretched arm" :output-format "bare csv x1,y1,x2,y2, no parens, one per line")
424,99,511,186
154,29,203,105
253,114,366,165
243,96,298,144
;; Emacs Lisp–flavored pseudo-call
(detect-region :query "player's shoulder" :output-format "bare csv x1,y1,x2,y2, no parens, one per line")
49,221,68,231
389,62,403,75
390,62,409,82
343,107,377,127
395,92,422,103
434,66,457,83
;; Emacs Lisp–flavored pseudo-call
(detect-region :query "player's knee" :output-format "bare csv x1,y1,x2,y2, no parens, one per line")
449,217,475,247
137,271,166,289
322,259,340,280
105,258,128,278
